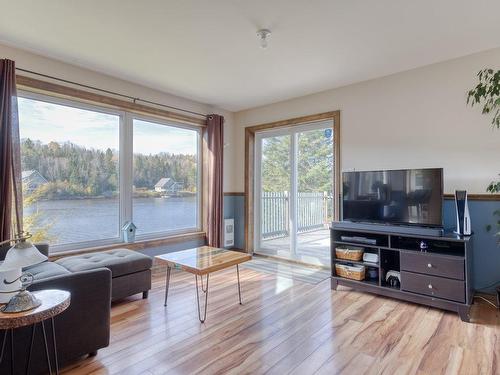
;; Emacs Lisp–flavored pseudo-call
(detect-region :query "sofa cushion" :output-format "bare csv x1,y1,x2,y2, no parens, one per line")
56,249,152,278
24,262,71,281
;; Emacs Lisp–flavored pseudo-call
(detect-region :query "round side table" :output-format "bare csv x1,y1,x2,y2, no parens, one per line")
0,289,70,375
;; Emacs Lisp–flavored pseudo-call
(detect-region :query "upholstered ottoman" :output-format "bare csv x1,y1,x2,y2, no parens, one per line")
56,249,153,301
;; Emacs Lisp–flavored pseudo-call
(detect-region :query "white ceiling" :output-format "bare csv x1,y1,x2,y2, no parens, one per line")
1,0,500,112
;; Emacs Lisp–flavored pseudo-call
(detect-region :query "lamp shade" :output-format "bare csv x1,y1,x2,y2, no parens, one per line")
0,241,47,271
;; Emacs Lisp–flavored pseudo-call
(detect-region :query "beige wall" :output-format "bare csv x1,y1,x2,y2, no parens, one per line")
4,42,500,194
0,43,235,191
232,48,500,194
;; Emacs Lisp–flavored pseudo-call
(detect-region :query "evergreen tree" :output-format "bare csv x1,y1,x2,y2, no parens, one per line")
20,139,198,197
260,129,333,193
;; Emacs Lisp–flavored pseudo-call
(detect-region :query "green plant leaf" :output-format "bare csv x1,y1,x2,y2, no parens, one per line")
468,69,500,128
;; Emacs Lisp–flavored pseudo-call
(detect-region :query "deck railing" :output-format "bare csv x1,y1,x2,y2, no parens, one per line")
261,191,333,240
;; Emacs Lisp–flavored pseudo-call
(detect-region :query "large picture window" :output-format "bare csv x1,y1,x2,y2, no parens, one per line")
17,91,203,252
18,95,121,247
133,118,201,236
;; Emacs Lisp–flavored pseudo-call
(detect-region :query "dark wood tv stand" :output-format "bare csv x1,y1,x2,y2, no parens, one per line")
330,222,473,322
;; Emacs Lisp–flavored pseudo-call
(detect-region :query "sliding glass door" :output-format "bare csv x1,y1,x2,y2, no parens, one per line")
254,120,334,267
296,127,334,265
256,133,292,258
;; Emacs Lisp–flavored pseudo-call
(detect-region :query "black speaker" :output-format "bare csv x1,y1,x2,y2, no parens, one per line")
455,190,471,235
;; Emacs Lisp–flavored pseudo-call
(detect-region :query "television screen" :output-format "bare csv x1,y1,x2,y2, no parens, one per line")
342,168,443,227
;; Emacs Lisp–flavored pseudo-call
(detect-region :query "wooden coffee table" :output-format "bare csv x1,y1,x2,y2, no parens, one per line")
155,246,251,323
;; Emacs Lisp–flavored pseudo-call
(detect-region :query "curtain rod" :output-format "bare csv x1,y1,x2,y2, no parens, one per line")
15,67,207,118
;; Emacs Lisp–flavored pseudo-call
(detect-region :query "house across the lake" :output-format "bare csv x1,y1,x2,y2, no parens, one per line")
154,177,183,193
22,170,48,193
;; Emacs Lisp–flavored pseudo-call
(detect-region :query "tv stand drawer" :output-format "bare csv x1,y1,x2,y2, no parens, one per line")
401,271,465,303
400,251,464,280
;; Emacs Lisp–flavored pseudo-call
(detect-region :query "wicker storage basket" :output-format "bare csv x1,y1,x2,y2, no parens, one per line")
335,246,364,261
335,264,366,281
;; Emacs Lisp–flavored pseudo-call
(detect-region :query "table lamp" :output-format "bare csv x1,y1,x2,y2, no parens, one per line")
0,232,48,313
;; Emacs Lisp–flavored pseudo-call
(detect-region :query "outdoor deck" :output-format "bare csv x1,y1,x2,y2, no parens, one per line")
257,228,331,267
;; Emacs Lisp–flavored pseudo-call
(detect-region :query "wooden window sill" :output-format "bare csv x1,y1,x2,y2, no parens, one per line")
48,231,206,261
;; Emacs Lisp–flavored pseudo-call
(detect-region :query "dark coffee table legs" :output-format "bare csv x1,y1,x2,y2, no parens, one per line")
236,265,242,305
195,274,210,323
41,320,53,374
163,264,244,323
1,318,59,375
51,318,59,374
26,324,35,374
164,265,172,307
0,329,14,374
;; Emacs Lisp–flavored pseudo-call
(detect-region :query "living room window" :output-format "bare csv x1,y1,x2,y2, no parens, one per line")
18,93,122,249
132,117,201,236
18,90,203,252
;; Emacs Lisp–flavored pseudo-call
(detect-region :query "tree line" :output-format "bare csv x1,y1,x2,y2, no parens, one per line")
261,129,333,193
21,139,197,198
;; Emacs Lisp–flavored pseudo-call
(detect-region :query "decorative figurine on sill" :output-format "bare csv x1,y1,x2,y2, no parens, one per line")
122,221,137,243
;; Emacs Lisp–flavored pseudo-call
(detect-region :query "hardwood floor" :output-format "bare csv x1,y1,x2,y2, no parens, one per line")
62,266,499,375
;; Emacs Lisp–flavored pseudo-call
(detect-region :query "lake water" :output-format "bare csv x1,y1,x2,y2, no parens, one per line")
25,196,198,245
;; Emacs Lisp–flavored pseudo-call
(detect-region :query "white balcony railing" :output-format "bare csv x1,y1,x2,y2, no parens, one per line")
261,191,333,240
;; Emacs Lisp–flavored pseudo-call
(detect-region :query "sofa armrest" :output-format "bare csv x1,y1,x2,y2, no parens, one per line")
28,267,112,361
29,266,111,300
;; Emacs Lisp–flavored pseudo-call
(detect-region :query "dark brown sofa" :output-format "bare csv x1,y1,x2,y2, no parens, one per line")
0,244,112,375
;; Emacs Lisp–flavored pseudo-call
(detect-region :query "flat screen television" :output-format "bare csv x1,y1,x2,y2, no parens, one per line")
342,168,443,227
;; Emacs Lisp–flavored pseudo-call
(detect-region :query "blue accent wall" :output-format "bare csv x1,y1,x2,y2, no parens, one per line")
224,194,245,250
443,199,500,292
224,195,500,292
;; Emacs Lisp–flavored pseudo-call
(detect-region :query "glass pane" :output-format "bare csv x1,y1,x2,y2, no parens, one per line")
296,126,334,266
133,119,199,235
18,97,120,247
258,135,292,256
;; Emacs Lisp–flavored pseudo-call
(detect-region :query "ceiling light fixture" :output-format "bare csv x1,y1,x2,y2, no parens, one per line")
256,29,271,49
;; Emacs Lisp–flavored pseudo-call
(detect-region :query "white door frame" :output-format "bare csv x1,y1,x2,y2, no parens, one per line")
253,120,333,256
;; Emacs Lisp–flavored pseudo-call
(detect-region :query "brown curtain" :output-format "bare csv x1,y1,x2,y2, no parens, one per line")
0,59,22,242
206,114,224,247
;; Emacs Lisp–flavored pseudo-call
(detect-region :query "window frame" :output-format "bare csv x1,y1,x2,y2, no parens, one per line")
17,89,204,253
131,114,203,240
